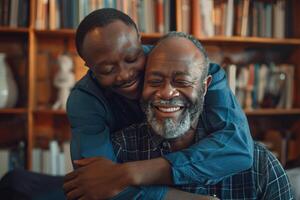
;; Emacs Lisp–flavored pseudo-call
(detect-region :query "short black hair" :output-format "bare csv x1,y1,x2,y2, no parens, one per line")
75,8,139,58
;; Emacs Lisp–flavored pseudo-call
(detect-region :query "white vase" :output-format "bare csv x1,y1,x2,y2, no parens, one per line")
0,53,18,108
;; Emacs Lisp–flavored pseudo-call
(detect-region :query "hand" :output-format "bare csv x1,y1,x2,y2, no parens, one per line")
63,157,132,200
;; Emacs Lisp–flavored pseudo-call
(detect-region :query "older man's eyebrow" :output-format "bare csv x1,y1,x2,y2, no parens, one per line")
147,71,164,77
173,71,191,76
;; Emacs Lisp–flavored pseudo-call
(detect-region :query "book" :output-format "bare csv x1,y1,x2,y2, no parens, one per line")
240,0,249,37
225,0,234,37
0,149,9,178
181,0,191,34
191,0,202,37
32,148,42,173
50,140,59,175
42,150,51,174
257,64,268,106
156,0,164,33
201,0,214,37
63,141,73,173
227,64,237,95
273,0,286,38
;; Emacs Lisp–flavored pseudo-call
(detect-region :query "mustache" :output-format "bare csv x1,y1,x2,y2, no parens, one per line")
113,76,139,88
151,98,189,107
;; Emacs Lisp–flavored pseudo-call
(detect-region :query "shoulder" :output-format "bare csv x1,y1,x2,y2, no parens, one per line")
253,142,281,172
252,142,283,176
67,71,110,118
253,142,293,198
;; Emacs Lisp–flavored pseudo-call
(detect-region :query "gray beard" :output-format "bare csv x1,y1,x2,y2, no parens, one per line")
141,90,205,139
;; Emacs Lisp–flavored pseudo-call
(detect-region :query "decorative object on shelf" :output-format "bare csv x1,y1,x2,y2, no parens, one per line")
0,53,18,108
52,54,75,110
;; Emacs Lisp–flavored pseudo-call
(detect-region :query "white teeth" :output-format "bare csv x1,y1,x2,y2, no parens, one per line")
157,107,180,113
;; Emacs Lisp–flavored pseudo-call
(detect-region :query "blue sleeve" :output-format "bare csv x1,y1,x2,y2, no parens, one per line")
67,89,116,162
163,63,254,185
67,89,167,200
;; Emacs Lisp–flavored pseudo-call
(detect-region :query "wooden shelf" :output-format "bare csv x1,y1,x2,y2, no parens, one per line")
33,30,300,45
197,36,300,45
33,109,67,115
0,27,29,33
34,29,76,37
0,108,28,114
245,108,300,116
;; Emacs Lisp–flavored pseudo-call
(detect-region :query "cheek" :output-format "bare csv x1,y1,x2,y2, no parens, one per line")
181,88,199,103
142,87,156,101
96,75,116,88
135,56,146,71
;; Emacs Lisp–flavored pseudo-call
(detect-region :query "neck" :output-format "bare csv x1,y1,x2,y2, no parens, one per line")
168,128,196,151
168,116,199,151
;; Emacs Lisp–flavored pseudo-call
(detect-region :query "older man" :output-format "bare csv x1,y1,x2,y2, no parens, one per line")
111,32,294,200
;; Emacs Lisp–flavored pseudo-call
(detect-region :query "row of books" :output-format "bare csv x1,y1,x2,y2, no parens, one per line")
178,0,290,38
0,0,29,28
226,63,294,110
0,141,25,178
31,141,73,175
35,0,175,33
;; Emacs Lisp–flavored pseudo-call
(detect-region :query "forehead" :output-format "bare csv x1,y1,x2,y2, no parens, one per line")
146,37,205,76
81,21,139,61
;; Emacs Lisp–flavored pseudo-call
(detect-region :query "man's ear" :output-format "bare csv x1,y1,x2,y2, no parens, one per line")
203,75,212,96
138,31,142,42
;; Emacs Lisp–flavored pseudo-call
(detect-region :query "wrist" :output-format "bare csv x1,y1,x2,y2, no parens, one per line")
122,158,172,186
122,162,142,186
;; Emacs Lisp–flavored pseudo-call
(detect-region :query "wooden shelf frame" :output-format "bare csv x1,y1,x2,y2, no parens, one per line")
0,108,28,114
245,109,300,116
32,29,300,45
0,27,29,34
33,109,67,115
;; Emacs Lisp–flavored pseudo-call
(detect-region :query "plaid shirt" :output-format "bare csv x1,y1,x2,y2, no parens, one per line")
112,122,294,200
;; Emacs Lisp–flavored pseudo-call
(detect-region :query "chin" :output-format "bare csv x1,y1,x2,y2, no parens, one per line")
117,90,139,100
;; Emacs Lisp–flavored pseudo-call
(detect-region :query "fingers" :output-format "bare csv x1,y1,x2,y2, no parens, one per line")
74,157,101,166
63,178,77,193
65,187,83,200
64,171,77,182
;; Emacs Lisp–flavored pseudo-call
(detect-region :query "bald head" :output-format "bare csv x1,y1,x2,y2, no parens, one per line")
146,32,209,82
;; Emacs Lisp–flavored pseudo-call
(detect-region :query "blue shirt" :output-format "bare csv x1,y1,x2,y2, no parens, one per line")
67,46,254,199
112,122,294,200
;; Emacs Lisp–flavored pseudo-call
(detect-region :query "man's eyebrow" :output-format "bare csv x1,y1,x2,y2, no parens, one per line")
173,71,191,76
147,71,164,77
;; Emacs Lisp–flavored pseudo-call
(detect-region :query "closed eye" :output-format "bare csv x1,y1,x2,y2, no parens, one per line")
147,79,163,87
100,64,118,74
173,80,193,87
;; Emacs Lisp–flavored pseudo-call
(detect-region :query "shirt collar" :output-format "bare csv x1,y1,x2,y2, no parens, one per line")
146,126,166,148
147,119,207,149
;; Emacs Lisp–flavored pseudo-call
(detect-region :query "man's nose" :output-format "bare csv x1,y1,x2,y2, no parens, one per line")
116,64,131,82
156,83,179,100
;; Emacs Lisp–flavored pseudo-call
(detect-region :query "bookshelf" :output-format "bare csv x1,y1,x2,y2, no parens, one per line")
0,0,299,172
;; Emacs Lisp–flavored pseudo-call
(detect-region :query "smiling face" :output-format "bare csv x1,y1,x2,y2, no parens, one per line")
141,37,210,139
81,20,145,99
